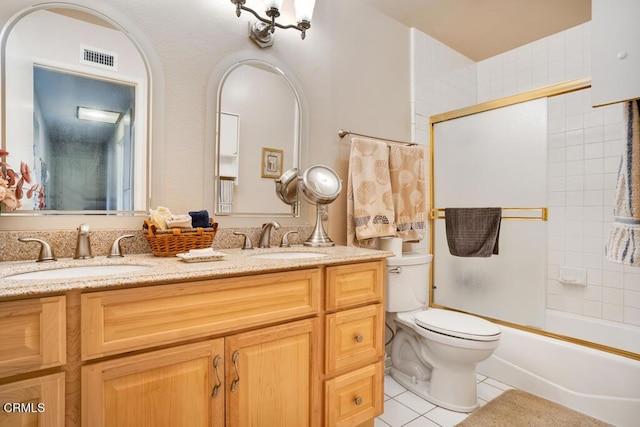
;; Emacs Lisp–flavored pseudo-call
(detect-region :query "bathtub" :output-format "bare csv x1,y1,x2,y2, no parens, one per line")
477,323,640,427
545,309,640,355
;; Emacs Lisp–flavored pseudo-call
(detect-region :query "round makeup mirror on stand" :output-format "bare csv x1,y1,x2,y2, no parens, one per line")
275,165,342,247
300,165,342,247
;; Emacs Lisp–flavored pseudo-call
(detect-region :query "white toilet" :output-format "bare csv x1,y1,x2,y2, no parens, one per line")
385,253,501,412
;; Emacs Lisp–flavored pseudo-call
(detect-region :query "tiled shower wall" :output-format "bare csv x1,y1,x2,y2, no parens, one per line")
411,21,640,327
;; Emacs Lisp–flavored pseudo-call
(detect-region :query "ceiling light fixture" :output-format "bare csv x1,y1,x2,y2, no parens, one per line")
77,107,121,124
231,0,316,48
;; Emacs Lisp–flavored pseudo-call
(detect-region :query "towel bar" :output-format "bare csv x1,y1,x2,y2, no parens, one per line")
430,207,548,221
338,129,417,146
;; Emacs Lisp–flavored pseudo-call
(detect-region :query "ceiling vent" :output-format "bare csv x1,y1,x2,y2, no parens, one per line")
80,44,118,71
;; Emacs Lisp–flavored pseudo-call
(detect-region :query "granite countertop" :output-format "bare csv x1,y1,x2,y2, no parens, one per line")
0,245,392,298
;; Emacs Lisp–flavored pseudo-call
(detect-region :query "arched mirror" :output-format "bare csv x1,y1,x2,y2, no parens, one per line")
214,59,301,217
1,5,150,215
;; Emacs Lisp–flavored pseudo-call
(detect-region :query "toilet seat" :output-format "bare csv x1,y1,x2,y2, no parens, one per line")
414,309,501,342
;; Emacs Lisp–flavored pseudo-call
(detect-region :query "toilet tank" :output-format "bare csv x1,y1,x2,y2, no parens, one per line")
386,253,433,312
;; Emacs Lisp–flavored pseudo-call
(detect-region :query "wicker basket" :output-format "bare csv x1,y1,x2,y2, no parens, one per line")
143,219,218,257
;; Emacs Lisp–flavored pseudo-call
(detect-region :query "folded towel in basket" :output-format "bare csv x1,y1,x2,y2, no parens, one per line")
165,214,193,229
189,210,212,228
445,207,502,257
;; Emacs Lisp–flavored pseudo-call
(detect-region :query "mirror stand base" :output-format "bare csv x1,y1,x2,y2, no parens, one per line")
304,204,334,247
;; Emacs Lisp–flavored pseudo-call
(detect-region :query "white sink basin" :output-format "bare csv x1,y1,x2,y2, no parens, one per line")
250,252,328,260
6,264,152,281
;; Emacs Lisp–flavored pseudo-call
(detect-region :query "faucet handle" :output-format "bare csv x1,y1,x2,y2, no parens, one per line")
280,231,298,248
18,237,57,262
107,234,135,258
233,232,254,250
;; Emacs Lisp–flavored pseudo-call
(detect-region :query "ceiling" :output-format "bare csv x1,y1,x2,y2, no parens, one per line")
365,0,591,61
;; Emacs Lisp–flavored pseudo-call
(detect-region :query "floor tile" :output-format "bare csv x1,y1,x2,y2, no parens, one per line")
384,375,407,397
378,399,421,427
403,416,441,427
476,381,505,402
377,373,516,427
423,407,468,427
374,418,391,427
394,391,436,415
483,377,513,391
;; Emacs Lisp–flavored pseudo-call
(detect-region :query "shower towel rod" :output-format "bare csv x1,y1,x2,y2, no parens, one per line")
338,129,417,146
430,207,548,221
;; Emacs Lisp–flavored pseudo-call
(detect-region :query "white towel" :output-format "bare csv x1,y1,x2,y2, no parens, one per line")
347,137,396,247
605,99,640,265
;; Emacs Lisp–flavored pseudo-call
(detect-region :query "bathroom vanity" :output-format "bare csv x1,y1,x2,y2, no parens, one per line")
0,246,389,427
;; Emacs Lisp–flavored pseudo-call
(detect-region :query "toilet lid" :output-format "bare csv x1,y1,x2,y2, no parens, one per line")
414,309,501,341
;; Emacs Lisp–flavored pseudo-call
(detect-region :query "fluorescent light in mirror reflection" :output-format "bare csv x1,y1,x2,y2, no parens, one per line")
77,106,121,124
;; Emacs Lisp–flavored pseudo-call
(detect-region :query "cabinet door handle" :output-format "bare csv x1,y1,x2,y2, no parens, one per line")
212,355,222,398
230,350,240,392
354,333,364,343
354,396,363,406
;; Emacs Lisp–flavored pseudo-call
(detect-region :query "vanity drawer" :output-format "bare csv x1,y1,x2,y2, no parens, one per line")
81,269,320,360
0,296,66,378
325,362,383,427
325,261,384,311
325,304,384,374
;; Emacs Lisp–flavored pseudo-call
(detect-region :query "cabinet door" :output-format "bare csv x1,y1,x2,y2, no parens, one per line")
325,362,383,427
0,372,65,427
225,318,320,427
592,0,640,106
0,296,66,378
326,261,384,311
82,339,224,427
325,304,384,374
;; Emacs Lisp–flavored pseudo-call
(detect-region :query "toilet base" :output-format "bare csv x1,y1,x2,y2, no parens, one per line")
390,367,479,413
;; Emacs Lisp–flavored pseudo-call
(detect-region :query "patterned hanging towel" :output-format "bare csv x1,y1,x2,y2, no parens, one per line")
389,144,427,242
347,137,396,248
605,99,640,266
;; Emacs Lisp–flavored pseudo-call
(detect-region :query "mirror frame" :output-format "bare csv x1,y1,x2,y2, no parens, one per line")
0,2,153,216
429,77,640,361
212,58,304,218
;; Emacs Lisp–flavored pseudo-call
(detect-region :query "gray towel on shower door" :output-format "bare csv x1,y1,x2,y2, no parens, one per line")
445,207,502,257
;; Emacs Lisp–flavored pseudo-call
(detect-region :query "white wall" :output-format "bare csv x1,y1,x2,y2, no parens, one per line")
0,0,412,243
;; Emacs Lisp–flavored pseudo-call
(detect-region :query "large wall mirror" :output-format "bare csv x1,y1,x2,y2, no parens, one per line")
430,78,640,360
214,59,302,217
1,5,150,215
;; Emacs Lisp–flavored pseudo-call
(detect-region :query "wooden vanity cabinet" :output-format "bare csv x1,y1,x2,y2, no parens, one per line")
0,296,66,427
324,261,385,427
0,256,386,427
80,269,322,427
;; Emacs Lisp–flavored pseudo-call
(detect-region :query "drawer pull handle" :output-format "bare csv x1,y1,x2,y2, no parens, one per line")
355,334,364,343
230,350,240,392
354,396,363,406
212,355,222,397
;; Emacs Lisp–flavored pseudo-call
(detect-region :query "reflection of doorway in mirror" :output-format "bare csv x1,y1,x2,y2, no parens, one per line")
32,66,135,211
261,147,283,179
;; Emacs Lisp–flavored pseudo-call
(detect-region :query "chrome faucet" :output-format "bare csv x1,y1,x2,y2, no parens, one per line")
107,234,135,258
258,221,280,248
74,223,93,259
18,237,57,262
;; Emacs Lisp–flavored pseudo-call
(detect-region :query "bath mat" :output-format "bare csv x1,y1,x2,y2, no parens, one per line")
456,389,613,427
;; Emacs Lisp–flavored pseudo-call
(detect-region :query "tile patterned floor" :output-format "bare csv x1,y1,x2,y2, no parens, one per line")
375,373,514,427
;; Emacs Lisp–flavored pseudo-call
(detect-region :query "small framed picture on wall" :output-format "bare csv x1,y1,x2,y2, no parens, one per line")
261,147,283,179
